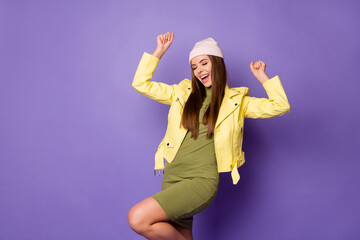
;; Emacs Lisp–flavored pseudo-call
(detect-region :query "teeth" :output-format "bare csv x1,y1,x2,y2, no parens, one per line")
201,74,208,79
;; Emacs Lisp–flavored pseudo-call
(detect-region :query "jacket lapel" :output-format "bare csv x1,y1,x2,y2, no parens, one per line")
177,82,247,129
215,84,245,128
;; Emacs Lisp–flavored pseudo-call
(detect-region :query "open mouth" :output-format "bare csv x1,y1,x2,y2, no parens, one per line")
200,74,209,83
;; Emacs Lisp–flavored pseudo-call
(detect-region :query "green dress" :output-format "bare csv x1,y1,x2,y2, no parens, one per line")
152,86,219,230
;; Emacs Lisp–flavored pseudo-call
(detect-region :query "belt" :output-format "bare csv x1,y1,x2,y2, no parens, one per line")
231,161,240,185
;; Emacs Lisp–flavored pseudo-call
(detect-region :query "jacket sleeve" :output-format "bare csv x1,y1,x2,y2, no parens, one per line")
243,75,291,119
132,52,177,105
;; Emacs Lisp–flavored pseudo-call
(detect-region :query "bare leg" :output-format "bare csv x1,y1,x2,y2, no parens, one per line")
170,222,193,240
128,196,187,240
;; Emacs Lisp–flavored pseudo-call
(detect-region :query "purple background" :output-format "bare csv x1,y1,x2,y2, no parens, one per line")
1,0,359,239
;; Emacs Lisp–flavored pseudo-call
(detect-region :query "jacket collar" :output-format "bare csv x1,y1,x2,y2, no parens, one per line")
215,84,248,128
179,80,248,128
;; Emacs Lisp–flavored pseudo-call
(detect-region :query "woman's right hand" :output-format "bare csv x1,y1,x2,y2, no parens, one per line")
152,32,174,59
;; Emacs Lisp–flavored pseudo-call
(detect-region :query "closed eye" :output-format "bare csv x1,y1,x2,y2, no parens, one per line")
192,62,208,71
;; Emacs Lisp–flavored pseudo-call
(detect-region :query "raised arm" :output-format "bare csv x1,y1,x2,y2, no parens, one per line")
132,32,177,105
243,60,291,118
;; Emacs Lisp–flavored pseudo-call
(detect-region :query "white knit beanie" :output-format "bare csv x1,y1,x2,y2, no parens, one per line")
189,37,224,63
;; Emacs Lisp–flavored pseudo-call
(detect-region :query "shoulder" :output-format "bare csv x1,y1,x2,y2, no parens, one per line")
229,86,249,96
173,79,192,97
175,78,192,90
179,78,191,87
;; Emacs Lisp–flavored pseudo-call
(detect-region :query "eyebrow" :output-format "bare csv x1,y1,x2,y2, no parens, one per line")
191,59,207,67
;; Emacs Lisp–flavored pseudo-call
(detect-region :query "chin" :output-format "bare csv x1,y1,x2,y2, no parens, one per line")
203,80,212,87
197,77,212,87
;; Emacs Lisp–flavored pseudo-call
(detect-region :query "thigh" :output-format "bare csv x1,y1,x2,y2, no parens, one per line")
128,196,171,225
158,178,218,218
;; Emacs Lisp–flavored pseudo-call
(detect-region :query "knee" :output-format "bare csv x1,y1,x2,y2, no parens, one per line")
127,205,148,234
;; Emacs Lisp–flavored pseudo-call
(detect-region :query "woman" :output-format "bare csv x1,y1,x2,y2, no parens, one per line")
128,32,291,240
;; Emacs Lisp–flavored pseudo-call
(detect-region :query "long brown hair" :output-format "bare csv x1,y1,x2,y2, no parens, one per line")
181,55,228,139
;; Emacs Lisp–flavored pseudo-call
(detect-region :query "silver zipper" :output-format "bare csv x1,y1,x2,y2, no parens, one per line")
176,98,183,108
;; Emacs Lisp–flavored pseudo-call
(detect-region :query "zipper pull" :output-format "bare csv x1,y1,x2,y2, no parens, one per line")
176,98,183,108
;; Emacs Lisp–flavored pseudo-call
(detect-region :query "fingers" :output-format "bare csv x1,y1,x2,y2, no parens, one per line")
170,32,174,42
162,32,169,44
250,60,266,69
158,32,174,44
157,35,162,44
164,32,169,43
159,33,165,44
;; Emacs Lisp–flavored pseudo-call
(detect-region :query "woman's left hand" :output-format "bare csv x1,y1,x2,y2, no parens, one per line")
250,60,270,84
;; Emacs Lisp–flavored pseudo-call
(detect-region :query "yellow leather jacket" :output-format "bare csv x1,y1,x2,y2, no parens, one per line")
132,52,291,185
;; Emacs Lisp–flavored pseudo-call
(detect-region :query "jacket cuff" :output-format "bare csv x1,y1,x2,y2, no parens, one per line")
138,52,160,73
132,52,160,85
143,52,160,62
262,75,280,87
261,75,287,99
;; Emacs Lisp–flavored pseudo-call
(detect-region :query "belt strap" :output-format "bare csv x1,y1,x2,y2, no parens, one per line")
154,141,165,175
231,161,240,185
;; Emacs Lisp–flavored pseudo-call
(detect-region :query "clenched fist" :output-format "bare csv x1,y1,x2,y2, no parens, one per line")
152,32,174,59
250,60,270,84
